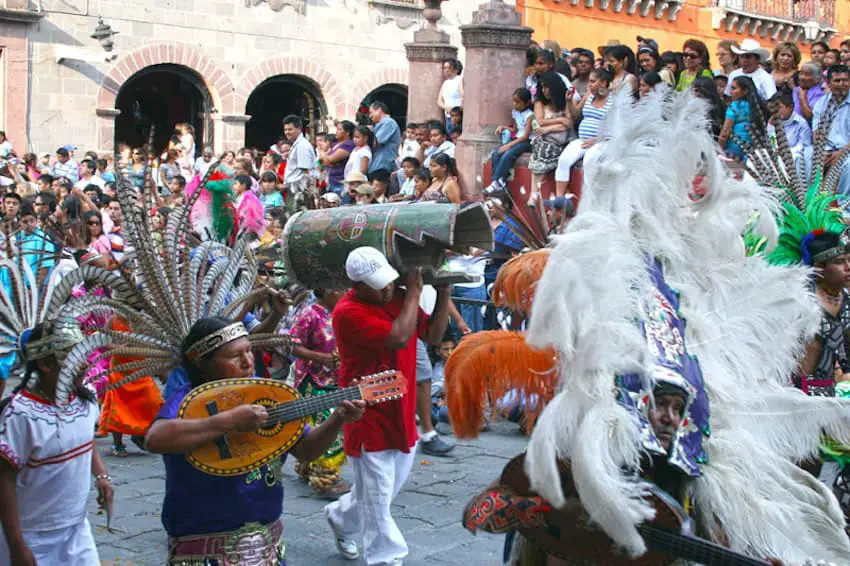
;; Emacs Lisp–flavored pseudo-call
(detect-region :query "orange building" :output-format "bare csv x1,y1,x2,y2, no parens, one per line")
517,0,848,58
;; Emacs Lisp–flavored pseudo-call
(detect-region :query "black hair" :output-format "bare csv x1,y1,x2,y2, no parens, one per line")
429,122,449,137
369,169,391,185
80,159,95,171
535,49,557,67
537,71,568,112
19,203,35,218
691,76,727,140
641,71,663,89
401,156,421,169
260,171,278,183
338,120,356,139
96,158,107,170
181,316,237,388
430,152,459,177
776,89,794,107
406,122,419,130
731,76,769,139
369,100,390,114
107,196,120,206
661,51,684,82
414,168,432,184
56,147,69,158
170,175,186,189
233,174,253,189
450,106,463,117
354,125,375,148
84,209,101,225
828,64,850,81
513,87,533,105
61,195,81,220
812,40,830,53
526,46,541,67
0,323,95,414
442,58,463,75
603,44,638,76
3,192,21,202
282,114,303,130
592,67,614,85
38,173,53,185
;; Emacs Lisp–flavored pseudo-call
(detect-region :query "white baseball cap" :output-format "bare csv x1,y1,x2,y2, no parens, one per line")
345,246,399,290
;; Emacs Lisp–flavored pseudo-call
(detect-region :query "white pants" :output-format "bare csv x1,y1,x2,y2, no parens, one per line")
554,138,586,184
0,518,100,565
327,446,417,566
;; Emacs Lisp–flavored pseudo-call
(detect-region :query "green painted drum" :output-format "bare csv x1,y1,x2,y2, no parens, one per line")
281,202,494,290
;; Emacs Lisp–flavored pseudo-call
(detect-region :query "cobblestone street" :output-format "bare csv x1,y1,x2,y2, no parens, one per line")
90,423,527,566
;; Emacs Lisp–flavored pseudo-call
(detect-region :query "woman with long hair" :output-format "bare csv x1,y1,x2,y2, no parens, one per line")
128,147,147,190
639,72,664,98
677,39,713,91
529,70,572,196
720,76,769,161
423,153,462,203
603,45,639,95
691,76,727,140
84,210,113,270
321,120,356,194
661,51,685,84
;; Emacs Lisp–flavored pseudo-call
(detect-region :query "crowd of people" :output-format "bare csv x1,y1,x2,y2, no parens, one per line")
0,28,849,566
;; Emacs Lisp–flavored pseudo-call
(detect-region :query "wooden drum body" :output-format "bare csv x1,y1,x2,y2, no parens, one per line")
178,378,307,477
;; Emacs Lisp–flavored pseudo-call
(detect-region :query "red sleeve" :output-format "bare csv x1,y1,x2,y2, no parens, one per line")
334,301,392,351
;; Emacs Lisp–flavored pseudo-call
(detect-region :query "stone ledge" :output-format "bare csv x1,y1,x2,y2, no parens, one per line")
565,0,683,22
460,23,533,50
220,114,251,124
404,41,458,62
711,4,835,42
0,7,43,23
95,107,121,118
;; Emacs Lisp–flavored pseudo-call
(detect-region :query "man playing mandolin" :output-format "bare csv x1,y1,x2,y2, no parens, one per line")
145,316,366,566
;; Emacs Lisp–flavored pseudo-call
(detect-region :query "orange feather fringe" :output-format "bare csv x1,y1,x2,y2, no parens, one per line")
492,249,550,313
445,330,557,438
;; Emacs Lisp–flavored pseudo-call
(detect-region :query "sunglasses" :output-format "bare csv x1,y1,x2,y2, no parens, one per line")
683,52,700,59
87,221,101,226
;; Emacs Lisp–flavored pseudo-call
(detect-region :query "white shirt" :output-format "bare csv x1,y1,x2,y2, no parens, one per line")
423,140,456,168
446,254,485,288
420,284,437,314
0,140,12,158
440,75,463,115
344,145,372,179
0,389,100,531
74,175,105,190
399,138,420,161
283,134,316,186
193,158,214,178
724,67,777,101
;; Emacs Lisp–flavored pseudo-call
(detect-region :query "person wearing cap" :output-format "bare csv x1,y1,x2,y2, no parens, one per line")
341,170,368,205
724,38,776,101
52,147,79,184
636,35,659,54
325,247,452,564
352,183,376,205
319,192,341,209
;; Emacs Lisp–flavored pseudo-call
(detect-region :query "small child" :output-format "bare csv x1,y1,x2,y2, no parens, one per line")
393,157,420,201
399,123,421,161
485,88,534,194
773,91,813,183
314,133,334,192
449,107,463,142
411,168,432,202
369,170,390,204
260,171,284,209
344,126,373,178
430,337,455,426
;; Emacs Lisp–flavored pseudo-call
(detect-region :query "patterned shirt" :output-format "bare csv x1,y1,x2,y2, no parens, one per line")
289,302,337,389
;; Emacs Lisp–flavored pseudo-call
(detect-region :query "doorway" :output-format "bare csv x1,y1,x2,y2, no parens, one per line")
114,64,212,156
245,75,327,151
360,84,408,130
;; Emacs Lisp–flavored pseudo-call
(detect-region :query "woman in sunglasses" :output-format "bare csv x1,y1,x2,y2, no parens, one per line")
676,39,713,92
83,210,112,269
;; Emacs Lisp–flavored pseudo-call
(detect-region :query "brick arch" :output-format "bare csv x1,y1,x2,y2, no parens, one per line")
350,68,409,118
236,57,347,120
96,43,235,113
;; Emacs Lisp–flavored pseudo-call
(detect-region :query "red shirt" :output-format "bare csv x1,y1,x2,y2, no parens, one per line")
332,289,428,457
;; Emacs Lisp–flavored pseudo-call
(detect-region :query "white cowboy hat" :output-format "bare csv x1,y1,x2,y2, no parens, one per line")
730,38,770,62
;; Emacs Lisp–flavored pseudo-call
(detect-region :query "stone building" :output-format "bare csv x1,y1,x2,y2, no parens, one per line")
0,0,480,155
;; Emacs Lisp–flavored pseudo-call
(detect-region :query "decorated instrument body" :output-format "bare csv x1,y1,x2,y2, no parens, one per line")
282,202,494,289
178,372,405,476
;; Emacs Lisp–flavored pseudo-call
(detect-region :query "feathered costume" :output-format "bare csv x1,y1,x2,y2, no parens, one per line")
454,89,850,564
54,160,295,401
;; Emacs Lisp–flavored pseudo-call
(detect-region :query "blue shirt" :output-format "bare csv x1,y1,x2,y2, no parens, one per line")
813,91,850,152
793,83,825,121
158,383,306,537
16,228,57,273
725,99,752,160
368,116,401,173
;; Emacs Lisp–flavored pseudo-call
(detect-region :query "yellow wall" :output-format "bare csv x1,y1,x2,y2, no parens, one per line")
518,0,849,60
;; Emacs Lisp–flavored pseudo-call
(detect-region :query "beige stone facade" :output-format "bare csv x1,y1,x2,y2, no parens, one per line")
0,0,481,155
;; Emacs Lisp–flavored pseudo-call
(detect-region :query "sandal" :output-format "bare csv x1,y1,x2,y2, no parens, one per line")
312,479,351,500
109,444,128,457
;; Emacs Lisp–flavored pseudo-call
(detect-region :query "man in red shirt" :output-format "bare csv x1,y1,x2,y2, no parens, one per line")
325,246,451,565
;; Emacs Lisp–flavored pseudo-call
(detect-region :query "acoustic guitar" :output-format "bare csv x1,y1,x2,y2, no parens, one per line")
478,453,771,566
177,371,405,476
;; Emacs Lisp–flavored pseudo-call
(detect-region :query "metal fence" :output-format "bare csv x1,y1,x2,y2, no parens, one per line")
716,0,835,27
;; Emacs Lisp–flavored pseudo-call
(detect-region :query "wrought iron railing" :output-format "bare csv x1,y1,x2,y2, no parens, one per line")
717,0,835,28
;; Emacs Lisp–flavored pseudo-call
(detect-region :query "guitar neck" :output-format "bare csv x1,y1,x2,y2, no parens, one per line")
271,385,362,424
642,525,769,566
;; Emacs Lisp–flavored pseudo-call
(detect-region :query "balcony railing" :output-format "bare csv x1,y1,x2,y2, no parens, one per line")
716,0,835,28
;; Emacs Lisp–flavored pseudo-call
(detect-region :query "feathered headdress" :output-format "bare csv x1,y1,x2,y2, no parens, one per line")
53,156,294,392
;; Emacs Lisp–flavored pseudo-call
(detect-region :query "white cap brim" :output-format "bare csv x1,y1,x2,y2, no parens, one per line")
361,263,400,290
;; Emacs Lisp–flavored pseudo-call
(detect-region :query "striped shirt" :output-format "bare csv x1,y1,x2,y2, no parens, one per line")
578,95,612,140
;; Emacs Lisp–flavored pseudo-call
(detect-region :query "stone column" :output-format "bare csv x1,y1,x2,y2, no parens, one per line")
455,0,532,200
95,108,120,155
219,114,250,154
404,0,457,124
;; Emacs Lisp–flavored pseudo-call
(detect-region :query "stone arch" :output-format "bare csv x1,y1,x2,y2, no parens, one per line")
96,43,235,113
351,68,409,117
236,57,347,121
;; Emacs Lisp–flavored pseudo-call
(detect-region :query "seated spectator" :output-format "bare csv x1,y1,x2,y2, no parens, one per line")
639,71,663,98
319,192,341,209
529,71,572,197
260,171,284,209
423,153,462,203
774,91,813,183
410,168,432,203
390,157,420,201
352,183,376,205
486,87,534,194
420,122,456,168
449,107,463,142
368,170,390,203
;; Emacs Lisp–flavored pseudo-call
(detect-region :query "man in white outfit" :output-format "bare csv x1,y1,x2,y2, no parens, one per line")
325,247,451,565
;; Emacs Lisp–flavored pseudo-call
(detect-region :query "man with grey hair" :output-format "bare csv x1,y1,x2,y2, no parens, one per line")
794,61,826,123
192,146,215,178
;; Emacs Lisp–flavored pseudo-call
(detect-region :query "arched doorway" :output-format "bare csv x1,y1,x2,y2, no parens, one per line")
114,64,212,156
359,84,408,130
245,75,327,151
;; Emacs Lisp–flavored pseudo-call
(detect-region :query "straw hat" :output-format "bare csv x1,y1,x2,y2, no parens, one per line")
730,38,770,62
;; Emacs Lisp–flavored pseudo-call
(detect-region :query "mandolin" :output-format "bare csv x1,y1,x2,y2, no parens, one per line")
177,371,405,476
468,453,771,566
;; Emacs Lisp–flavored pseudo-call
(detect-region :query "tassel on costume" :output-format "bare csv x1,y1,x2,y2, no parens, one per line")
445,331,557,438
493,249,550,313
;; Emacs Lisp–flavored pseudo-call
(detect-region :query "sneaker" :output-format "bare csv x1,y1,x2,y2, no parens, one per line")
420,435,455,456
324,505,359,560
